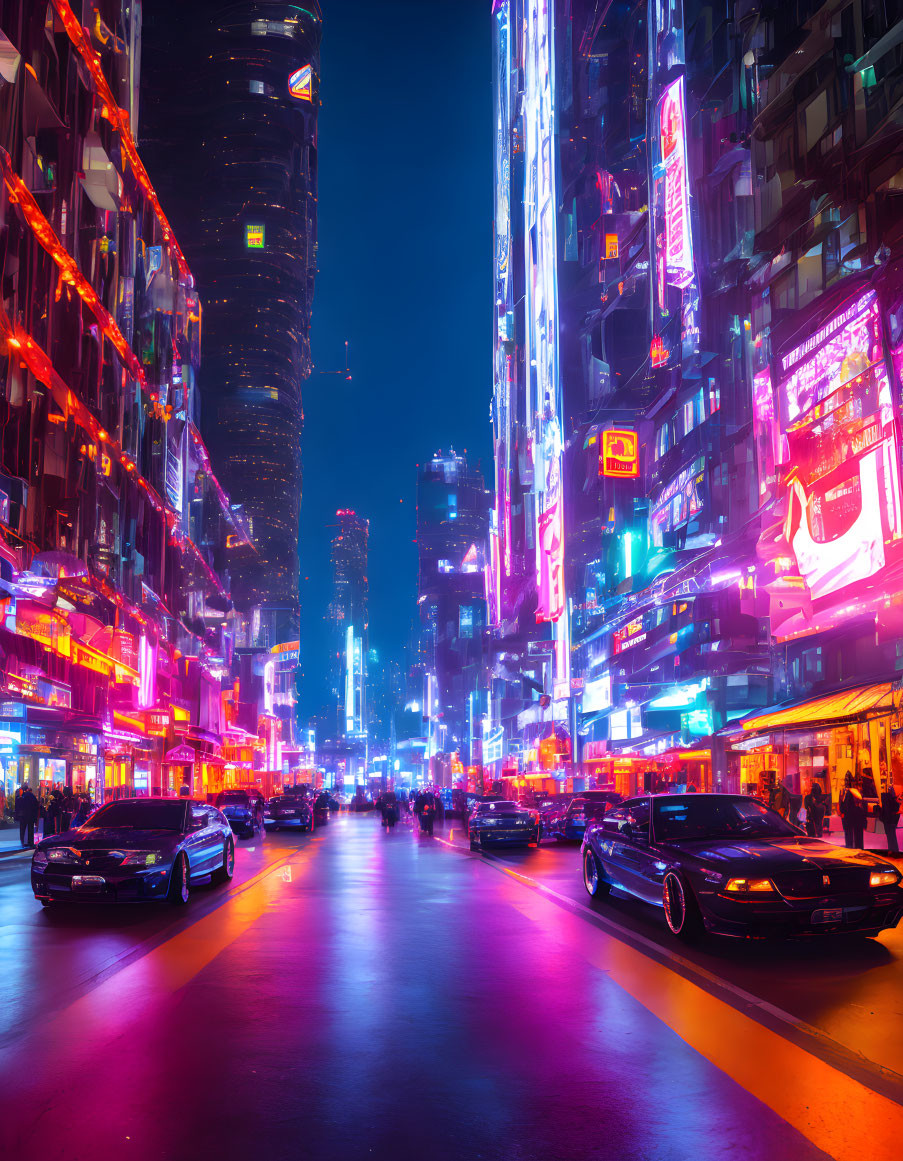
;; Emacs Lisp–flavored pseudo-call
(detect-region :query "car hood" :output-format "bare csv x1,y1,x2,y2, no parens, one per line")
668,836,895,872
38,828,181,851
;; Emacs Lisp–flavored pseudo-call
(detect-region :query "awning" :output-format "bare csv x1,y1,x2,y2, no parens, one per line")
740,682,896,732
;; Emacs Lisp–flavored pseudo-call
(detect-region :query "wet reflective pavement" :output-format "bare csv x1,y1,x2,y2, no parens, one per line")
0,814,897,1160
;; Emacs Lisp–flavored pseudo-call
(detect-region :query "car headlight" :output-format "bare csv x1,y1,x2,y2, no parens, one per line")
120,851,162,867
47,847,79,863
723,877,776,894
32,849,49,868
870,869,900,887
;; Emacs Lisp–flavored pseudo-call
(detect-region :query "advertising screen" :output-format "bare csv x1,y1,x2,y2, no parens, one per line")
774,292,901,602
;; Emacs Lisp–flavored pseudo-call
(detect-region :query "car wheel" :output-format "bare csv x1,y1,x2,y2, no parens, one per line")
167,853,190,905
212,838,235,884
663,871,702,940
470,838,480,851
583,848,610,898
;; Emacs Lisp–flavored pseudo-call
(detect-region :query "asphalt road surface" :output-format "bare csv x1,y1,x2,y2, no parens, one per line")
0,812,899,1161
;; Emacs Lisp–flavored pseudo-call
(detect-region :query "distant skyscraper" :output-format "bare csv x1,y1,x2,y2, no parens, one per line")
327,510,369,776
417,453,490,782
142,1,322,645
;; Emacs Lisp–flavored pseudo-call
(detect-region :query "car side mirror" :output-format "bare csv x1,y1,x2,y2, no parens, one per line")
190,818,205,830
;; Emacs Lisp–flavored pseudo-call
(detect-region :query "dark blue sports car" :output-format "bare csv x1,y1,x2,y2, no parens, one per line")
31,797,235,906
581,792,903,941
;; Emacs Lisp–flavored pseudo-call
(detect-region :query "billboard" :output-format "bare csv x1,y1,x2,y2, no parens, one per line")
770,291,901,605
600,429,640,478
288,64,313,101
659,77,694,289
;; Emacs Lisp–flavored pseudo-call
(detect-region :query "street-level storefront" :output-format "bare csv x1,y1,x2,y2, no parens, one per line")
728,681,903,813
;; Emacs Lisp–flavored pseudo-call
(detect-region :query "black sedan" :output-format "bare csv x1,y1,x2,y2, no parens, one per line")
312,792,331,827
581,793,903,941
264,794,315,832
215,789,264,838
31,797,235,906
468,799,541,850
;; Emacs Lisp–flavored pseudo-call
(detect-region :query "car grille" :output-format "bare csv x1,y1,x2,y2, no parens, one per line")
68,850,128,871
773,867,871,898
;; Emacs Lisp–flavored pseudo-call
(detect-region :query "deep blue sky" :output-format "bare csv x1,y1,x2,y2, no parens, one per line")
301,0,492,714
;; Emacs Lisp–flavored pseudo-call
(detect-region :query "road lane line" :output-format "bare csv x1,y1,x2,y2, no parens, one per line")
0,840,319,1075
436,832,903,1160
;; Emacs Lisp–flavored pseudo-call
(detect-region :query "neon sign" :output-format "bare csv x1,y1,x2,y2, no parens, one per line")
600,430,639,478
774,293,901,601
245,224,265,250
659,78,694,289
288,64,313,101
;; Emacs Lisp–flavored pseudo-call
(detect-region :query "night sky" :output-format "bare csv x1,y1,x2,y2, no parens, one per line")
302,0,492,715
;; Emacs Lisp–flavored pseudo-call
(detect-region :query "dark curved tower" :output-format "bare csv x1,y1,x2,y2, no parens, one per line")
142,1,322,644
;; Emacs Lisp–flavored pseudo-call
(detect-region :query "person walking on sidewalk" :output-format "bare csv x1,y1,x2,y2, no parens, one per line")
804,782,826,838
878,783,901,854
839,772,866,849
15,785,39,848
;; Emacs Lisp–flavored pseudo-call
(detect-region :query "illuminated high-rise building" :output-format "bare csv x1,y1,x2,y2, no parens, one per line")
142,1,322,645
326,510,369,778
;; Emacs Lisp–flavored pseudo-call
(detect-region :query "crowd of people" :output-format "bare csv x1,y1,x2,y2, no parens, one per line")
373,788,444,836
8,785,94,848
766,768,900,853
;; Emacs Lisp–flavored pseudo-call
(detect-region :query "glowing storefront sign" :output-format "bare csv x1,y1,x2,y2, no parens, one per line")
600,429,639,478
659,77,694,289
288,64,313,101
245,224,265,249
582,674,612,714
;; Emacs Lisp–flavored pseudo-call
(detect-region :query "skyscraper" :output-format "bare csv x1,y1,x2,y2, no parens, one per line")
417,452,490,783
142,1,322,645
326,509,369,779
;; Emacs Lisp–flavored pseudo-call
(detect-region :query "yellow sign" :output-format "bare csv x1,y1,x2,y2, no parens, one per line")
605,233,619,259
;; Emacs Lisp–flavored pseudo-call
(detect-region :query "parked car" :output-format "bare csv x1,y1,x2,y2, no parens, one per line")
215,789,264,839
581,793,903,941
264,794,315,832
468,799,541,850
31,797,235,906
551,790,623,842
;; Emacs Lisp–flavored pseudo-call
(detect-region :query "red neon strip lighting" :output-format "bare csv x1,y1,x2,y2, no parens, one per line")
0,149,149,394
48,0,193,284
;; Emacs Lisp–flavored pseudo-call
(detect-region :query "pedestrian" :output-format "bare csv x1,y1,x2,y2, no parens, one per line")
878,783,901,855
839,772,866,848
71,795,92,828
43,790,60,837
15,784,39,848
803,782,826,838
60,786,75,832
771,780,791,818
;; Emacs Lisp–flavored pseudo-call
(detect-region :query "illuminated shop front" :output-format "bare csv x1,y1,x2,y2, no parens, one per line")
728,683,903,808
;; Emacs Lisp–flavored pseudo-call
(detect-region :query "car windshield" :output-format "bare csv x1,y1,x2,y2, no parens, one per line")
81,800,186,831
653,796,798,842
216,792,248,805
477,800,518,812
275,797,306,807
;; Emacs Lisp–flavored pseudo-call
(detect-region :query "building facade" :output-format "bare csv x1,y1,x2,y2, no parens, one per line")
142,0,322,645
323,508,369,783
417,452,490,785
0,0,279,810
488,0,903,806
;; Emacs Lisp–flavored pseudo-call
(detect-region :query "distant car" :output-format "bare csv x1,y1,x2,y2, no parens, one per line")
264,794,315,832
468,799,541,850
550,790,622,842
31,797,235,906
582,793,903,941
215,789,264,839
351,792,374,812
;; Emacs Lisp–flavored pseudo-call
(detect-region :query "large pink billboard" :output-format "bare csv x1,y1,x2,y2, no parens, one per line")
769,291,902,612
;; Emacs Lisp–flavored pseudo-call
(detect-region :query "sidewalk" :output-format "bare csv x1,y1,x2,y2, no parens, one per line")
0,826,37,858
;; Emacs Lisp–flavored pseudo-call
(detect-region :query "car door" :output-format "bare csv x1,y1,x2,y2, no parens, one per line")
185,803,219,873
594,806,635,890
615,798,664,904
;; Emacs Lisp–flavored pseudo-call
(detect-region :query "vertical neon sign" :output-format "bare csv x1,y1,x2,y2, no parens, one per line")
345,625,354,734
659,77,694,289
524,0,564,624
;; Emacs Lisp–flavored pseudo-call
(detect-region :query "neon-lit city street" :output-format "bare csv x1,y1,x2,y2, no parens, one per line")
2,0,903,1156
